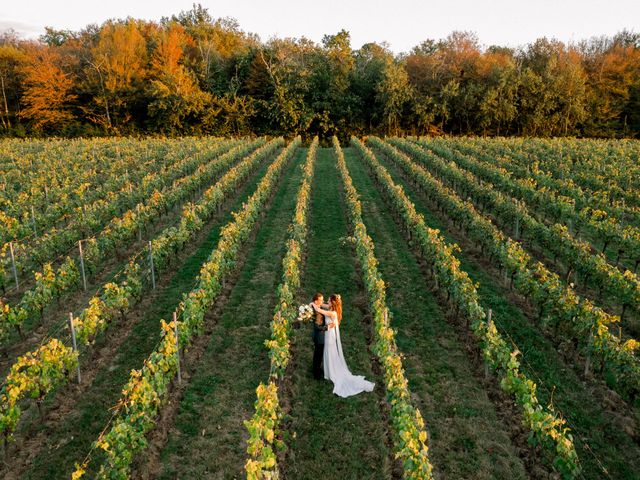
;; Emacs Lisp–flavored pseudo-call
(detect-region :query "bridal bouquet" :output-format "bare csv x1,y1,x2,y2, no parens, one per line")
297,304,314,323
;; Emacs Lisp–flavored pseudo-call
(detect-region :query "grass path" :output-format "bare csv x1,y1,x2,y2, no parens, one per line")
372,145,640,480
16,152,277,480
154,148,305,478
283,147,394,480
345,146,527,479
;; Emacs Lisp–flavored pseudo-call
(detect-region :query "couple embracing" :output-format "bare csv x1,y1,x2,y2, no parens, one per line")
310,293,375,398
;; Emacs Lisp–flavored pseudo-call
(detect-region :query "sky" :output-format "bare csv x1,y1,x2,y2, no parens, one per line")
1,0,639,52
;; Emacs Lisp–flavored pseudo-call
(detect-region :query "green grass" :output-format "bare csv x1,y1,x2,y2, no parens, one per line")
284,147,393,480
18,153,278,480
154,147,305,479
344,147,527,480
371,145,640,480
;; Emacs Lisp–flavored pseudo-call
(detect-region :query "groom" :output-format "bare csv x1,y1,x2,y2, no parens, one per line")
311,293,329,380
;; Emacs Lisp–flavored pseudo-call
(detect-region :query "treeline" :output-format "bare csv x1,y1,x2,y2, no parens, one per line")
1,4,639,138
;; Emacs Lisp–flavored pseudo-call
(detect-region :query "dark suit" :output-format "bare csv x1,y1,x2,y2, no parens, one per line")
311,304,328,379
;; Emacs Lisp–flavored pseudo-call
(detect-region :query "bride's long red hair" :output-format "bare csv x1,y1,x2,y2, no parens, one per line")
330,294,342,325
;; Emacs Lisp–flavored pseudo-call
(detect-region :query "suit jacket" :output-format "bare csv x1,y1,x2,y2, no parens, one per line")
311,304,328,345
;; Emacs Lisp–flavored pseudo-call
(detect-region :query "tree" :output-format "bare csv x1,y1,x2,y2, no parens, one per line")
40,27,77,47
519,38,588,136
517,67,551,136
351,42,392,131
1,11,640,138
554,47,588,135
206,92,255,135
375,57,413,135
253,38,315,135
404,32,482,134
437,31,482,79
146,22,210,134
476,48,519,135
310,30,355,137
0,40,26,131
580,32,640,136
84,20,148,132
19,47,76,132
170,5,257,93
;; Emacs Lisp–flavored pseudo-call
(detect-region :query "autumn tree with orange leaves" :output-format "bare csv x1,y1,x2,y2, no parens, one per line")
146,22,210,133
84,20,148,132
19,47,76,131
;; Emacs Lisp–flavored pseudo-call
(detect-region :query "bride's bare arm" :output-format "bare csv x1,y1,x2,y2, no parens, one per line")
313,307,337,328
313,306,331,315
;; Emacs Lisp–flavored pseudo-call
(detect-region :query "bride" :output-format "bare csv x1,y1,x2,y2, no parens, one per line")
312,294,375,398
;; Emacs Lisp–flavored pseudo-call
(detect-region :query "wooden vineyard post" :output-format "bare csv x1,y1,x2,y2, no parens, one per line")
78,240,87,291
584,354,590,377
174,311,181,383
584,331,593,377
69,312,81,384
31,206,38,238
9,241,18,289
148,241,156,289
485,309,493,379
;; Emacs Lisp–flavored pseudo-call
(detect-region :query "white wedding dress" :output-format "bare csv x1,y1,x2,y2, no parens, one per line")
323,311,375,397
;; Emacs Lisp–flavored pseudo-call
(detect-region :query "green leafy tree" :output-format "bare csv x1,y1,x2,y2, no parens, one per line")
306,30,355,137
375,57,413,135
350,42,392,132
255,38,315,135
518,38,588,136
476,50,519,135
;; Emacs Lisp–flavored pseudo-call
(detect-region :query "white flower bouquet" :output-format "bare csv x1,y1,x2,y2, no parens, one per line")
297,304,314,323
